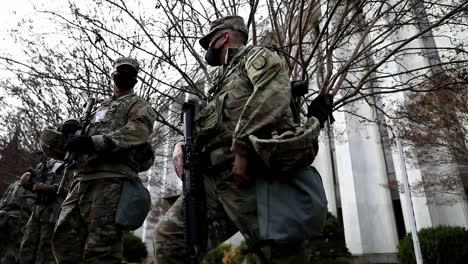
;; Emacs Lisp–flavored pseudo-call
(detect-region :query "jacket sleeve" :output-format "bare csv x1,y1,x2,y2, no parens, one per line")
91,99,157,152
231,47,291,151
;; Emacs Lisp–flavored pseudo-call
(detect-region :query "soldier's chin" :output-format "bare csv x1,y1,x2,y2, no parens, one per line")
113,83,134,91
117,85,132,91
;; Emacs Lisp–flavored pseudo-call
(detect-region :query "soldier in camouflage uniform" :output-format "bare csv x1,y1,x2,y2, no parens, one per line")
19,157,66,264
51,57,157,264
0,180,34,264
153,16,331,263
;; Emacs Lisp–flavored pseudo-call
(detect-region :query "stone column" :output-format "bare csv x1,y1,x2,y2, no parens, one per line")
313,128,338,216
334,100,399,255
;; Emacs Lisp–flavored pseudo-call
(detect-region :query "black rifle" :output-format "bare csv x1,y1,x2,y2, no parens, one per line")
50,97,96,223
182,99,206,264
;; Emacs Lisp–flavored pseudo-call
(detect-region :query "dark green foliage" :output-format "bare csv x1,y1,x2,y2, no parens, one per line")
122,232,148,263
308,212,352,264
230,241,257,264
202,243,232,264
398,225,468,264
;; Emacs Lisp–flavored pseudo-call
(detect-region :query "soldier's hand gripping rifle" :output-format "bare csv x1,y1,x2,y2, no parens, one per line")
50,97,96,223
182,99,206,264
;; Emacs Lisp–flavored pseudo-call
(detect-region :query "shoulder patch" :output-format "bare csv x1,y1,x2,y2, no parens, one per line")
252,55,267,70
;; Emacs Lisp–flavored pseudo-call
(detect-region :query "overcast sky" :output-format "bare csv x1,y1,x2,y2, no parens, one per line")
0,0,68,58
0,0,45,125
1,1,34,48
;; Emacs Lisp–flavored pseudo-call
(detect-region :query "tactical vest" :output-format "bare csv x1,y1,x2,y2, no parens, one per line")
31,160,64,204
79,93,153,177
195,46,295,151
0,182,34,214
196,46,320,173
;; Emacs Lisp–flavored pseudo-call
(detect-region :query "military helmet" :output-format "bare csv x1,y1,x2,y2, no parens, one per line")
248,118,321,174
19,172,32,189
113,57,140,72
199,15,249,50
40,128,67,160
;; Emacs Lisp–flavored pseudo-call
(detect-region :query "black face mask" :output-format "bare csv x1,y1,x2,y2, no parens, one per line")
113,67,137,90
204,35,225,66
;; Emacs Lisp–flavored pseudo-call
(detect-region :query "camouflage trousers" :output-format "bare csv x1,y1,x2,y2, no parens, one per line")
52,178,123,264
153,165,308,264
20,205,56,264
0,211,30,264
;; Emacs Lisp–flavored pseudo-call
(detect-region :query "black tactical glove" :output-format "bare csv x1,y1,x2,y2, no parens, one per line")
307,94,335,129
65,135,95,153
60,118,81,136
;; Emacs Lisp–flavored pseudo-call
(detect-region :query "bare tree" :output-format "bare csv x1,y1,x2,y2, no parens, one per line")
1,0,468,219
2,0,467,131
390,69,468,204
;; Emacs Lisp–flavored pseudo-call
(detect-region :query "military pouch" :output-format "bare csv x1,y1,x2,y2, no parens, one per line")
115,177,151,230
195,94,225,138
249,117,321,174
256,166,327,241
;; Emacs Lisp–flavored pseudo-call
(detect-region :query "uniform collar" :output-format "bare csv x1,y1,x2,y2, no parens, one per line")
113,90,135,100
225,45,247,65
208,45,251,95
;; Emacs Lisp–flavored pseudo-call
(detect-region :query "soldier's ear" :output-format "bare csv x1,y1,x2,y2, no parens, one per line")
221,31,229,45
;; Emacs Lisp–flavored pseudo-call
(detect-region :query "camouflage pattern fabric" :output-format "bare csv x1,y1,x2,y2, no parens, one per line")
52,89,156,263
52,178,123,264
194,45,296,153
0,181,34,264
155,42,311,263
113,57,140,71
76,91,157,179
153,166,308,264
248,117,321,174
230,46,293,151
199,15,249,49
20,204,57,264
20,159,65,264
155,15,321,262
40,128,67,160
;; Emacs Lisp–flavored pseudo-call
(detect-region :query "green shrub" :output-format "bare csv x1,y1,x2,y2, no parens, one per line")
308,212,352,264
202,243,233,264
398,225,468,264
230,241,257,264
123,232,148,263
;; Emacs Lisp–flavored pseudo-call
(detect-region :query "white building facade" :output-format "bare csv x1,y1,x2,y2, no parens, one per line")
314,0,468,262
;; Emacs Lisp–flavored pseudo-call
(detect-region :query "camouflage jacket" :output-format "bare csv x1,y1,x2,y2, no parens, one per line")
26,159,65,204
0,181,34,217
195,46,295,153
77,91,156,180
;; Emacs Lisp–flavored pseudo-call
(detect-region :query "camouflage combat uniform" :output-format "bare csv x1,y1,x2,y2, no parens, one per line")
52,58,157,264
153,16,318,264
19,159,65,264
0,181,34,264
